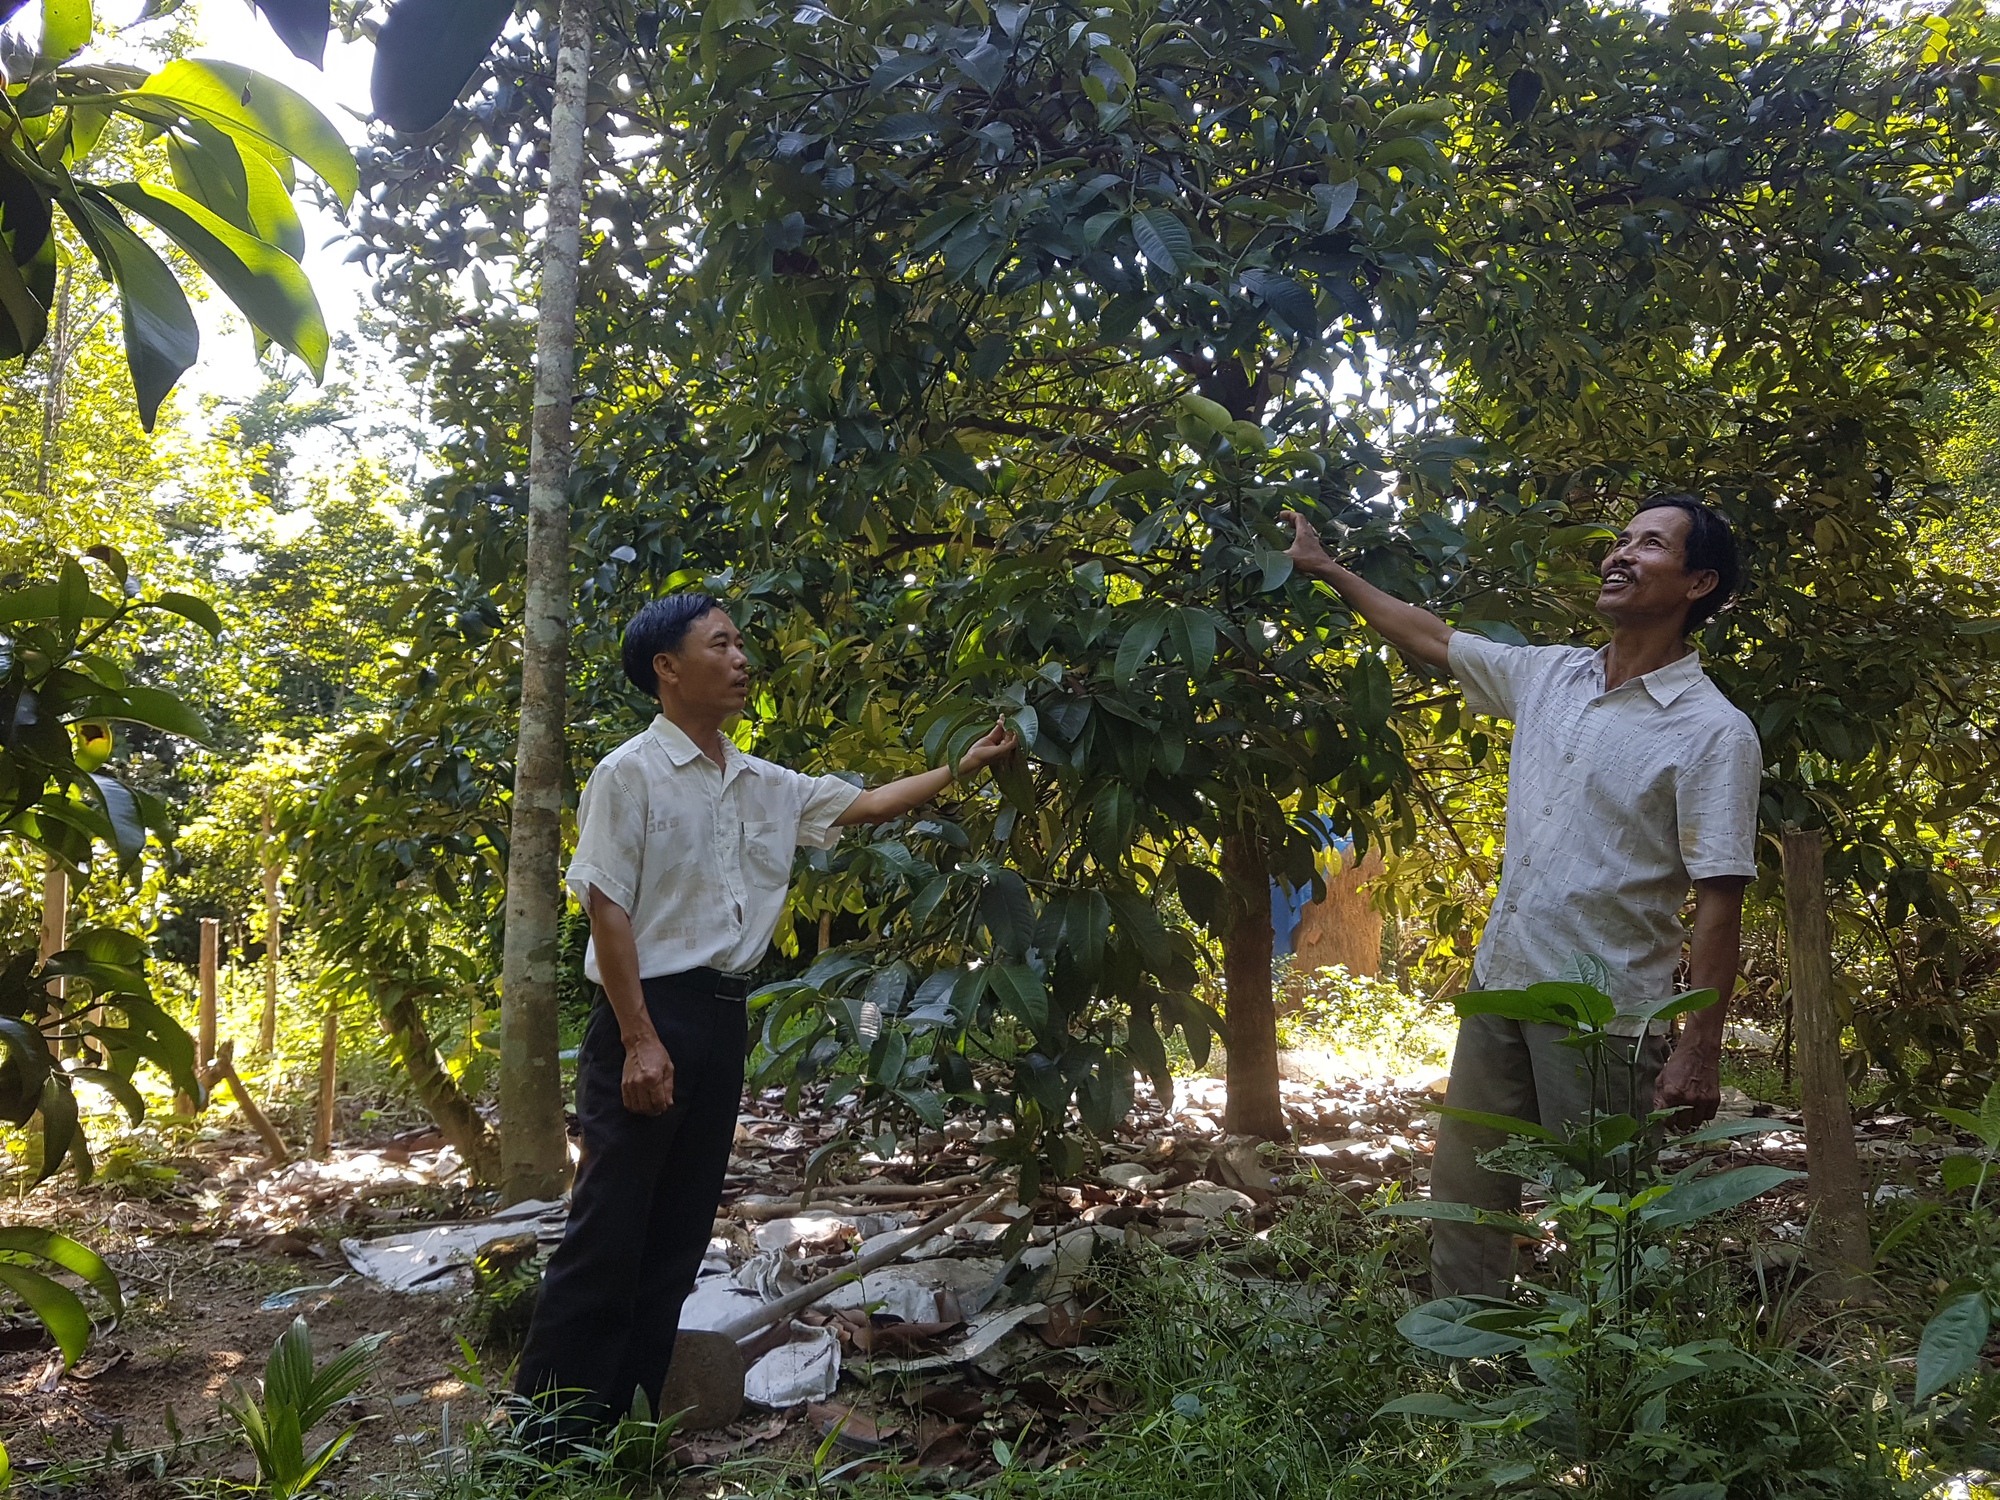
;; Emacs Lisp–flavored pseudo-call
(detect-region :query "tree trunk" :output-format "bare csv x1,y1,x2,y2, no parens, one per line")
259,791,281,1054
1782,829,1872,1299
383,992,502,1184
1221,830,1286,1139
499,0,591,1204
313,1001,338,1158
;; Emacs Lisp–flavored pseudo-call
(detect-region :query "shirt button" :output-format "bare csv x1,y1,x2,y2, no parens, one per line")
1542,805,1552,815
1507,902,1518,912
1564,753,1575,763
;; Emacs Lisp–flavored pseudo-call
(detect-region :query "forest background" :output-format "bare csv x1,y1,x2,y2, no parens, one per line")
5,0,2000,1213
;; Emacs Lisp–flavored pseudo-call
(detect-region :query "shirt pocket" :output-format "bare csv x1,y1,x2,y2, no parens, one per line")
740,819,798,888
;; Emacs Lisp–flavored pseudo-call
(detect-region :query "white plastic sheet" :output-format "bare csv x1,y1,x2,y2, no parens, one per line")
743,1323,841,1406
340,1198,565,1292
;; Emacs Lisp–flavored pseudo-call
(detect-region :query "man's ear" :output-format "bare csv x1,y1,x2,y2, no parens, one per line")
652,649,679,691
1684,569,1720,605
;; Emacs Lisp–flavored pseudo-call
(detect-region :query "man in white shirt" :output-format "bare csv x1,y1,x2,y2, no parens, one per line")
515,594,1016,1432
1282,495,1761,1299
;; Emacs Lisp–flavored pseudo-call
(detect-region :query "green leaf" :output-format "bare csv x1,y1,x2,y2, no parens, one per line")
144,590,223,637
1372,1201,1543,1237
1132,209,1192,277
33,1073,79,1186
1915,1292,1990,1400
369,0,515,133
1674,1117,1786,1147
1435,1106,1558,1142
0,230,50,358
1625,988,1721,1028
166,123,306,262
1373,1392,1481,1420
1169,607,1216,676
1395,1297,1530,1359
132,59,358,207
87,773,146,861
1114,611,1167,686
70,1067,147,1125
987,963,1048,1033
0,1227,122,1322
104,183,327,378
0,1263,90,1367
39,0,91,66
978,870,1034,955
1643,1166,1803,1229
1939,1154,1991,1194
91,682,212,742
67,196,199,431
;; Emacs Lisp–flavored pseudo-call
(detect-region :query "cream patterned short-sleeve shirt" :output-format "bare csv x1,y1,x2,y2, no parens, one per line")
566,716,862,982
1447,632,1761,1015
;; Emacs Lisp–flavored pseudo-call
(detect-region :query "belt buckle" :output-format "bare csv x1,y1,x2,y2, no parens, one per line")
716,972,751,1002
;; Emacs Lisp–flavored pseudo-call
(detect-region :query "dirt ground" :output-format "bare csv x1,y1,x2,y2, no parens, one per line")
1,1056,1928,1497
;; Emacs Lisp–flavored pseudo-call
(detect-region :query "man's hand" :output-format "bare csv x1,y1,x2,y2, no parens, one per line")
1652,1040,1721,1127
955,720,1019,776
622,1032,676,1115
1280,509,1339,580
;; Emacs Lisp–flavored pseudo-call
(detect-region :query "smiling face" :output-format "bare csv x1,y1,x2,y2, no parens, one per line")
653,608,749,719
1597,506,1719,632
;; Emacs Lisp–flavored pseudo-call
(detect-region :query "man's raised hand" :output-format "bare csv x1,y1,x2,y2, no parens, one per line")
956,719,1020,776
1279,509,1338,581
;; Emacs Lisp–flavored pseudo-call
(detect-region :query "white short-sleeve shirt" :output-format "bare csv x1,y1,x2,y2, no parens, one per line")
565,716,862,982
1447,632,1761,1016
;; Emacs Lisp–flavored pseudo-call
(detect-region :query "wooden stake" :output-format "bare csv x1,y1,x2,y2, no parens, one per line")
259,792,280,1055
1782,828,1872,1298
314,1003,338,1158
38,861,67,999
179,917,221,1115
204,1040,290,1165
197,917,219,1070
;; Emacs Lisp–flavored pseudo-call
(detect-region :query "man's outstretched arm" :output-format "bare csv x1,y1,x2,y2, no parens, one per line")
835,721,1018,827
1281,510,1455,671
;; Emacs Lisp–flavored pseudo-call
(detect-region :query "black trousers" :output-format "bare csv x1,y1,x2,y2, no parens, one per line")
514,973,748,1430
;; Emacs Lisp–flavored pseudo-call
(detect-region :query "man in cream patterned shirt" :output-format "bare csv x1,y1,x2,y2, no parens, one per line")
1283,495,1761,1299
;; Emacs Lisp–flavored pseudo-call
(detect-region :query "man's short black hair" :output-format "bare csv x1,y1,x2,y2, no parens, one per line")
1634,492,1740,633
622,593,719,694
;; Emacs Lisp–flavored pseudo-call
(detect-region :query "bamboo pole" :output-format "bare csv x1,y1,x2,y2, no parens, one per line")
313,1003,338,1158
197,917,218,1069
259,792,280,1055
1782,828,1872,1299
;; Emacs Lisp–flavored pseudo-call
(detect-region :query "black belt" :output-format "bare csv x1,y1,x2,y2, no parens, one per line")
669,967,753,1002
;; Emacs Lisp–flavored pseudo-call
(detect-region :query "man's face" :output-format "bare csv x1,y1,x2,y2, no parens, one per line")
654,609,749,717
1597,507,1716,629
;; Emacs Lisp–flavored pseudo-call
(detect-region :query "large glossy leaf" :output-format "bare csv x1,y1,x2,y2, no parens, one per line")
69,1065,146,1125
0,1228,122,1322
251,0,331,68
1132,209,1191,276
1396,1297,1531,1359
987,962,1048,1033
165,124,306,263
1915,1292,1990,1401
86,772,145,860
0,1262,90,1367
370,0,519,134
1642,1166,1803,1228
104,183,327,377
67,195,198,430
132,59,357,207
89,682,212,742
39,0,90,65
33,1071,79,1185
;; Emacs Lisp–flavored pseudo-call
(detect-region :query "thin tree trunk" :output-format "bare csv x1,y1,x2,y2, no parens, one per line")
1782,828,1872,1299
499,0,592,1204
259,792,281,1054
1221,830,1286,1139
314,1002,338,1158
383,992,502,1184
